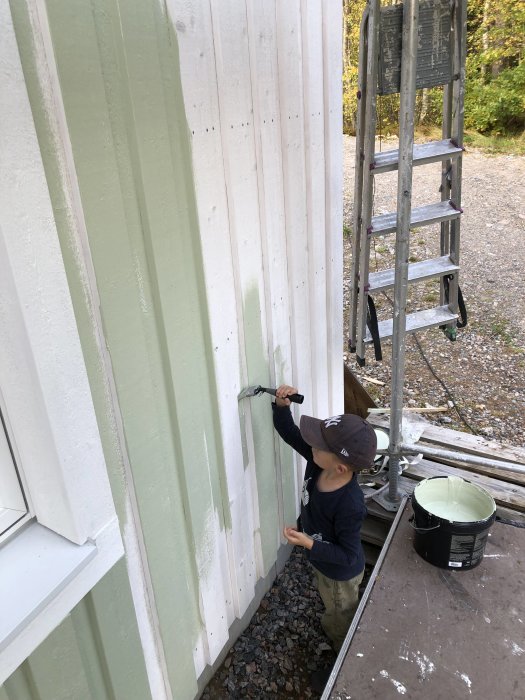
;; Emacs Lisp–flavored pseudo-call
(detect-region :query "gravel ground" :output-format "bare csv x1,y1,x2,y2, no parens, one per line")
343,135,525,446
203,140,525,699
203,550,372,699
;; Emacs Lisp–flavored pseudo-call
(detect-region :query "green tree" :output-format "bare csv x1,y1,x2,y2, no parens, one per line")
342,0,525,137
342,0,367,134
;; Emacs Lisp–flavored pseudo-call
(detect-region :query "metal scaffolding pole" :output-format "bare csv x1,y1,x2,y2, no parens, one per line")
387,0,420,505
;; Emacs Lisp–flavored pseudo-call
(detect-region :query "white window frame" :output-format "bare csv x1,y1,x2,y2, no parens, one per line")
0,405,31,543
0,0,123,682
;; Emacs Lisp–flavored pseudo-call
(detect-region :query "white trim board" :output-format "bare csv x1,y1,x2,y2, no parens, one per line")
0,0,124,680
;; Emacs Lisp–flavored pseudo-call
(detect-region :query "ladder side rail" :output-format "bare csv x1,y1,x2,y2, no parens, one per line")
440,4,454,307
440,83,453,256
388,0,420,504
439,1,454,305
447,0,467,316
349,7,371,353
355,0,381,365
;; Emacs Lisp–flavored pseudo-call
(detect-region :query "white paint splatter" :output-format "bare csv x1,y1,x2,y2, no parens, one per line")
413,652,435,679
399,640,409,661
456,672,472,693
398,646,435,680
484,616,491,624
504,638,525,656
133,254,150,313
380,670,407,694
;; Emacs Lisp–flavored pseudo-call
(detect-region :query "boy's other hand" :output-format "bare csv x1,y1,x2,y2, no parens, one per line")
283,526,313,550
275,384,299,407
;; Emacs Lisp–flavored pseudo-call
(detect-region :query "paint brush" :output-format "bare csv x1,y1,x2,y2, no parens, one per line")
237,385,304,403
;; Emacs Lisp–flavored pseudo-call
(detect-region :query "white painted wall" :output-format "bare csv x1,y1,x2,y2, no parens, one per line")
169,0,344,675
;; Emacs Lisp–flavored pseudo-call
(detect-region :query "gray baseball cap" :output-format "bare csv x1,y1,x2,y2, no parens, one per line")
299,413,377,470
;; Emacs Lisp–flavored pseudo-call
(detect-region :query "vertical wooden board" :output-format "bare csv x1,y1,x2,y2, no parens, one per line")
275,2,313,414
113,0,231,663
167,0,258,622
245,0,298,536
69,600,113,700
322,0,344,414
301,0,330,420
208,0,280,576
24,616,94,700
2,667,35,700
275,1,314,498
80,560,152,700
42,0,201,693
9,1,162,695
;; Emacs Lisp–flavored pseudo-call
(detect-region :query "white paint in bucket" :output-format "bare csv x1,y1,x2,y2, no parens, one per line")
414,476,495,523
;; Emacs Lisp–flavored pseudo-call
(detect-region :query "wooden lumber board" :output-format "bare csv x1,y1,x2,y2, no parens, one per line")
496,504,525,525
368,414,525,465
332,505,525,699
365,500,396,522
403,458,525,513
418,454,525,487
367,415,525,487
362,541,381,567
361,516,391,547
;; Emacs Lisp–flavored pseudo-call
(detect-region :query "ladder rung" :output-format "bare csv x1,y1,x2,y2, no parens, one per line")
372,139,463,174
364,306,457,343
371,200,461,236
369,256,459,293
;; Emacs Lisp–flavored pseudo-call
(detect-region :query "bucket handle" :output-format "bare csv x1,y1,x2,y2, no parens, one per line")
408,515,440,533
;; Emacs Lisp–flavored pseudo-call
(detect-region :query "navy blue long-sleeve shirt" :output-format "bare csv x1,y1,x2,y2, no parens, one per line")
273,403,366,581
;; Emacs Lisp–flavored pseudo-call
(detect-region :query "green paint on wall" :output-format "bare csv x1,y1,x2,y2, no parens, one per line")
12,0,239,692
8,0,130,523
77,559,152,700
273,344,299,525
2,562,151,700
38,0,205,693
7,0,297,694
242,286,280,575
2,667,38,700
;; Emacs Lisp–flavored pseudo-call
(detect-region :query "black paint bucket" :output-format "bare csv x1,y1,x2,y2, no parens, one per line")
411,476,496,570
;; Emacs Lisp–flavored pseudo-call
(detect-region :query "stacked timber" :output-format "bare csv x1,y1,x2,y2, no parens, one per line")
367,414,525,512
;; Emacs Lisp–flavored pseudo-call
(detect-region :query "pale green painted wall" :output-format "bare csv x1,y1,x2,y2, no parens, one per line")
4,0,296,697
2,561,151,700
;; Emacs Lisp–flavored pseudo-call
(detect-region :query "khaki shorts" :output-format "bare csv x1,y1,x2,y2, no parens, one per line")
313,567,364,652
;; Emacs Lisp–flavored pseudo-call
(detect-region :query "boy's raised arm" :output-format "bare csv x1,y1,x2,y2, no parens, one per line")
272,384,312,462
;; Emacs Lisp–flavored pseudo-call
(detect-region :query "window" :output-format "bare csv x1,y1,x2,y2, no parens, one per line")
0,407,30,542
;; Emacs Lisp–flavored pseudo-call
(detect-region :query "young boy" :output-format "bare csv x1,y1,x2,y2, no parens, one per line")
272,384,377,658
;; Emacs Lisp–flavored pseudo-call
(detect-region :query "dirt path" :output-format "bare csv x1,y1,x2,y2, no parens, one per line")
343,135,525,447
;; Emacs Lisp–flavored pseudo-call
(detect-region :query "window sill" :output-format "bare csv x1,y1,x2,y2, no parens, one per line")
0,519,123,683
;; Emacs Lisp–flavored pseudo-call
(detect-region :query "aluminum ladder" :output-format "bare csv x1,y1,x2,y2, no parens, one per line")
348,0,467,507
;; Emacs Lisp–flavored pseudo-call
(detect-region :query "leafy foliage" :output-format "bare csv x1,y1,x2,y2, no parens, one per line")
342,0,525,139
465,61,525,134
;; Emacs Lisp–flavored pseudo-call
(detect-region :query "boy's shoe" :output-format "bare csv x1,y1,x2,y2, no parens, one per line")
310,666,333,694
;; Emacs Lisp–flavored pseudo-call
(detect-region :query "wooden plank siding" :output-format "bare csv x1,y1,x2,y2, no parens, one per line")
169,0,344,676
4,0,343,697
